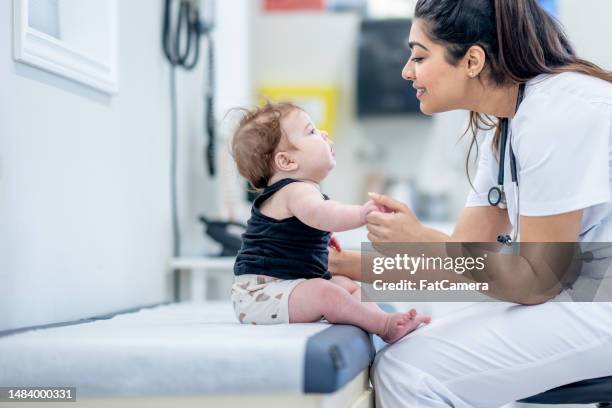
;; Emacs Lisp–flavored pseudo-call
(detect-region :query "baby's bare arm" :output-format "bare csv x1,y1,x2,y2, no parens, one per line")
285,183,371,232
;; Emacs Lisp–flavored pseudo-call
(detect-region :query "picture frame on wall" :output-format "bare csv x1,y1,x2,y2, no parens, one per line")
13,0,119,94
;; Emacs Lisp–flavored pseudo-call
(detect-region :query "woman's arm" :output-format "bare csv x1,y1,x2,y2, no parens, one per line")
366,193,512,243
328,247,361,280
520,211,582,242
352,193,583,304
452,207,512,242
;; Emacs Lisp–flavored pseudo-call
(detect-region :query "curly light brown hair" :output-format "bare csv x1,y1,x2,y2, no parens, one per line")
230,101,301,190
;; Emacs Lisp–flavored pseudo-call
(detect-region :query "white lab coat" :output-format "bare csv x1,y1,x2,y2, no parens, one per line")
372,72,612,407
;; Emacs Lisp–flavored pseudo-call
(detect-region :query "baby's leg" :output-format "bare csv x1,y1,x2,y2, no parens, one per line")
330,275,382,312
330,275,359,293
329,276,431,339
289,278,430,343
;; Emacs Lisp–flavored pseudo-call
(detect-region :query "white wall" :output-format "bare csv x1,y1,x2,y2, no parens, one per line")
0,0,252,331
559,0,612,69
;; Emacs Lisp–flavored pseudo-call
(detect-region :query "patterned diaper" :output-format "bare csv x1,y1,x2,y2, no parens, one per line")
231,274,305,324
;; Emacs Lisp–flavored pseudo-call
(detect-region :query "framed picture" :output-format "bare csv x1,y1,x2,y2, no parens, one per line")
258,86,338,136
13,0,119,94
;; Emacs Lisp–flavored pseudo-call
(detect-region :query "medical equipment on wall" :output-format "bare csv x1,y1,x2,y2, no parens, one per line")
162,0,216,256
162,0,216,177
198,216,246,256
357,18,422,117
488,83,526,245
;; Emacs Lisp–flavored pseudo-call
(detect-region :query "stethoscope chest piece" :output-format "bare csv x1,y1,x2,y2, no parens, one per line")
488,186,507,209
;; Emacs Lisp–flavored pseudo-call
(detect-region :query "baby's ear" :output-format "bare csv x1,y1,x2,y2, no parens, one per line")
274,151,298,172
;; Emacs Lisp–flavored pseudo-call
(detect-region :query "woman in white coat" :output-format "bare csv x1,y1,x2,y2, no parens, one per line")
328,0,612,406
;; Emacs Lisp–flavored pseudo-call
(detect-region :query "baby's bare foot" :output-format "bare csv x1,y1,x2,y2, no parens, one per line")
380,309,431,344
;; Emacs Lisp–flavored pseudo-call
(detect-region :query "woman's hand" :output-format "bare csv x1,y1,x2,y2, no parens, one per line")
328,233,342,252
366,193,424,243
327,247,361,281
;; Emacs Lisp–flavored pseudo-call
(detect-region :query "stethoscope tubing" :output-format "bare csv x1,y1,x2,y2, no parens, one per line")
489,83,526,244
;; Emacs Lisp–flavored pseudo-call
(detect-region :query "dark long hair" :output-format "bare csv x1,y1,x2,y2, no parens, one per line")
414,0,612,182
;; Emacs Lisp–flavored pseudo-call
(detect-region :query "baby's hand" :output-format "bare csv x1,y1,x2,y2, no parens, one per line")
360,200,386,224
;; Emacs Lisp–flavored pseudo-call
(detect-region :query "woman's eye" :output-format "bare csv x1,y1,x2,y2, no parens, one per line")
411,57,424,63
310,128,317,135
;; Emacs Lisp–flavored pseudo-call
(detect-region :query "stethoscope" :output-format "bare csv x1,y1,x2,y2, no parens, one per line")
484,84,612,274
488,83,526,245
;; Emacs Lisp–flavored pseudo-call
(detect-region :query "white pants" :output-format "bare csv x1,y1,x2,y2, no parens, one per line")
372,302,612,407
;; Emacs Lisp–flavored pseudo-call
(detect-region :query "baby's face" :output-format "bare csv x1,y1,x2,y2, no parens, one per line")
281,109,336,181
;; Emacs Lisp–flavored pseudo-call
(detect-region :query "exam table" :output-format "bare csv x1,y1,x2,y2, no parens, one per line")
0,302,375,407
2,301,610,407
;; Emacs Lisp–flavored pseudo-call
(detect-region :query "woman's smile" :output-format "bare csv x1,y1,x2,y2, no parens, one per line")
414,86,426,99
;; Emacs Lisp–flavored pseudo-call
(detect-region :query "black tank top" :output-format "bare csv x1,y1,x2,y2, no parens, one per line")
234,178,332,280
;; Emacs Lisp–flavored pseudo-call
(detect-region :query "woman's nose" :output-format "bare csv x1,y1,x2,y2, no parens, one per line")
402,60,415,81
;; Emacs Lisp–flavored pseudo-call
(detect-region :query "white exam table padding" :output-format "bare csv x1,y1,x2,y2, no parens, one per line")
0,302,375,406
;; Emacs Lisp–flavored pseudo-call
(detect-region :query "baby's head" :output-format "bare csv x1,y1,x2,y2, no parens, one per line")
231,102,335,189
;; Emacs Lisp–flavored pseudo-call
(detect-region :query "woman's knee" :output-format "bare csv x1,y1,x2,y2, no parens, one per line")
372,346,451,407
372,349,413,405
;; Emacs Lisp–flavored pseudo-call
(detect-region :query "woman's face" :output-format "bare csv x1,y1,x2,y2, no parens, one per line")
402,19,471,115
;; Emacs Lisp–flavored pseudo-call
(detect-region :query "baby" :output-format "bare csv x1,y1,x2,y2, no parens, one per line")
229,102,430,343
